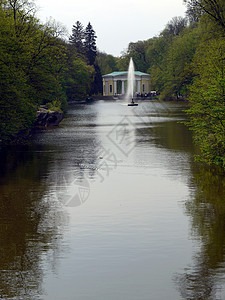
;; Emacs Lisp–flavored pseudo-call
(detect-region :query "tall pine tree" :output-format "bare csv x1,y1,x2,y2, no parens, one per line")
91,64,103,95
69,21,85,56
84,22,97,65
69,21,102,96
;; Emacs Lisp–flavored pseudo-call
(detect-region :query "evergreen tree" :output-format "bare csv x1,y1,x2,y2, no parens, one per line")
69,21,85,56
90,64,102,95
84,22,97,65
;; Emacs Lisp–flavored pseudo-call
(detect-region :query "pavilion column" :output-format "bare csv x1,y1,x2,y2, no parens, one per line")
105,81,108,96
137,80,141,94
103,79,106,96
147,80,150,93
122,80,125,95
114,80,117,95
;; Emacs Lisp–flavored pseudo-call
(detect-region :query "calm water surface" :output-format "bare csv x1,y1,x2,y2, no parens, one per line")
0,100,225,299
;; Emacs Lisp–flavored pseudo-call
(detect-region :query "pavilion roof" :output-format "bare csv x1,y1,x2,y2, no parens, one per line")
102,71,150,77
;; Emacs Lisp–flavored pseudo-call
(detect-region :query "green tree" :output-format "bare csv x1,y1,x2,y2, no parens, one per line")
183,0,225,169
162,25,200,99
84,22,97,66
62,50,94,100
0,1,36,142
184,0,225,31
146,35,170,93
0,0,103,144
186,37,225,168
96,52,118,75
145,26,179,95
116,54,130,71
0,0,68,143
165,16,188,36
90,63,102,95
126,40,150,72
145,16,197,99
25,22,68,108
69,21,85,57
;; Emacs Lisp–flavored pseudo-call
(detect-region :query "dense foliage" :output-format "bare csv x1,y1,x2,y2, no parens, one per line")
0,1,101,144
184,0,225,169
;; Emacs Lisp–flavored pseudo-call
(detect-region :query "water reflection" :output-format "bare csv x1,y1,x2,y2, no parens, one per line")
0,146,68,299
0,100,225,299
0,104,102,298
175,166,225,299
38,103,101,207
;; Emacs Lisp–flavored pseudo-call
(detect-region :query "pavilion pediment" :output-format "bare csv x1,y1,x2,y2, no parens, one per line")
103,71,150,80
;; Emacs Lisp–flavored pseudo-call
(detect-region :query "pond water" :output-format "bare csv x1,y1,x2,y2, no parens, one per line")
0,100,225,299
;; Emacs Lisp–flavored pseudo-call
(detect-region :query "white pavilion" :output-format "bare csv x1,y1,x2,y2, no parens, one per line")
102,71,151,96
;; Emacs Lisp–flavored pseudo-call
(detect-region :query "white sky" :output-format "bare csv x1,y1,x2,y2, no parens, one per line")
35,0,187,57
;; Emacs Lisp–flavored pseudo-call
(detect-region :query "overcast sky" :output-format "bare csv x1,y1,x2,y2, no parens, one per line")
35,0,187,57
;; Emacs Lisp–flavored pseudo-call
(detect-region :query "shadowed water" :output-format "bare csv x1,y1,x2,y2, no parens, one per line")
0,100,225,299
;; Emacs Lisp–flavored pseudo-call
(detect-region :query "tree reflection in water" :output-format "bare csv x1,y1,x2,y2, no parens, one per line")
0,146,68,299
175,165,225,299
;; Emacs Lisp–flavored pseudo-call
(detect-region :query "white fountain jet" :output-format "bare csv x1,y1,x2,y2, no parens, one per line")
126,57,138,106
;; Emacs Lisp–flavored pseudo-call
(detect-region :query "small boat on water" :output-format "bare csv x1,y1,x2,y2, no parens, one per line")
127,98,138,106
86,97,94,103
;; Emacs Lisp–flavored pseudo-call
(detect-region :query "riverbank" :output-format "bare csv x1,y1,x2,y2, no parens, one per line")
35,106,64,128
0,106,64,146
